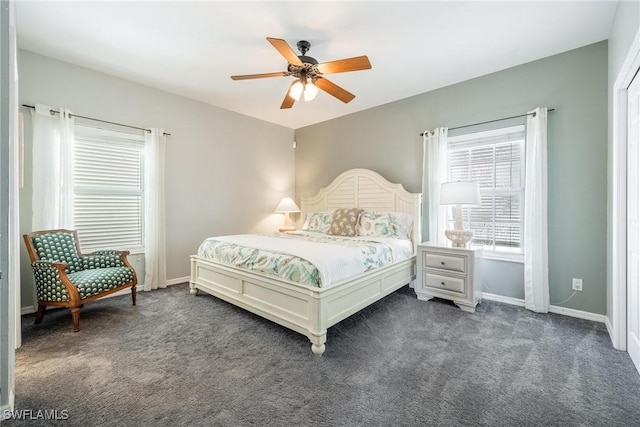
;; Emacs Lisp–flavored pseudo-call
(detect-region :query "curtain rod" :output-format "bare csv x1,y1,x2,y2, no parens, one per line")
21,104,171,136
419,108,555,136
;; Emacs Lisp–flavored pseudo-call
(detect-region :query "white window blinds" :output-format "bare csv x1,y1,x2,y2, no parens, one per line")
73,125,145,252
446,125,525,256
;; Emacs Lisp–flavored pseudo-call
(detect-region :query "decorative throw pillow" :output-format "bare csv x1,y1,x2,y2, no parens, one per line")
302,212,334,233
327,208,364,237
358,211,414,239
358,212,394,237
390,212,414,240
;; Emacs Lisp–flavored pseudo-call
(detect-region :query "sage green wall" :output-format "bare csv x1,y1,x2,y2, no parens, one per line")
606,1,640,329
295,42,608,314
18,50,295,311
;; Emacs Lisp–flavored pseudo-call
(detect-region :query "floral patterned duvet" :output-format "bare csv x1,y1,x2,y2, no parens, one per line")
196,232,406,288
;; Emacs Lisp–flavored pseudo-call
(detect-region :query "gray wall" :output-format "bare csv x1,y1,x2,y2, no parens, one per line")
18,50,295,310
606,1,640,328
295,42,608,314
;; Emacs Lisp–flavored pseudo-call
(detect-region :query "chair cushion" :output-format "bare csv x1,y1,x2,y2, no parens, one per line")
31,232,83,273
67,267,135,299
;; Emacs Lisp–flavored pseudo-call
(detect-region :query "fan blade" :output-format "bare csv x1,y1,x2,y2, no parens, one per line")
280,81,297,109
231,72,287,80
315,78,356,103
317,56,371,74
267,37,303,66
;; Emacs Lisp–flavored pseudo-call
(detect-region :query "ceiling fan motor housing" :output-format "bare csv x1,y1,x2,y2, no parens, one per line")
298,55,318,65
288,63,321,82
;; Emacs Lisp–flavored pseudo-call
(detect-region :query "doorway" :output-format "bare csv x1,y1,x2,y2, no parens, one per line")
613,28,640,373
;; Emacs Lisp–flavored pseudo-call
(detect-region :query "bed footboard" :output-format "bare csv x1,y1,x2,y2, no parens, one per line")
190,255,415,356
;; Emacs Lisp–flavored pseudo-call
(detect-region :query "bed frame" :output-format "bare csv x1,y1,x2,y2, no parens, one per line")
189,169,422,356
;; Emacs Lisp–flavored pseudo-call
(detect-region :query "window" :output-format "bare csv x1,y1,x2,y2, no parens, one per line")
446,125,525,259
73,125,145,253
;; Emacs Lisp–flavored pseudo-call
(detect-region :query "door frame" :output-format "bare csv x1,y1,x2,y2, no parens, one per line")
612,28,640,351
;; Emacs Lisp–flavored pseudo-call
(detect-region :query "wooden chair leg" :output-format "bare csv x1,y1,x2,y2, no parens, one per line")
131,286,137,306
71,307,81,332
34,303,46,324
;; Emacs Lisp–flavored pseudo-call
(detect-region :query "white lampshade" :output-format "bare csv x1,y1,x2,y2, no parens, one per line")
303,82,318,101
440,181,481,206
289,81,303,101
274,197,300,213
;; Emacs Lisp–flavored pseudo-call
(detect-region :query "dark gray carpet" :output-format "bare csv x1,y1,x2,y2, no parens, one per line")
6,283,640,426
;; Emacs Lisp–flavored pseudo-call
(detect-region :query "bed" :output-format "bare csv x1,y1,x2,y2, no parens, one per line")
189,168,422,356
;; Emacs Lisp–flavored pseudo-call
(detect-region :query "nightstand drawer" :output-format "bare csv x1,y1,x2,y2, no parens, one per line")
424,252,466,273
424,272,465,294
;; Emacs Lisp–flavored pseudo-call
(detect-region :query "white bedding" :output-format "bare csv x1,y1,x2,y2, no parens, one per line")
200,231,414,288
289,231,414,263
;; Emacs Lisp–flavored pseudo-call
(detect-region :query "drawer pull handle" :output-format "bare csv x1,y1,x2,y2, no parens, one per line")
441,282,446,286
441,261,445,265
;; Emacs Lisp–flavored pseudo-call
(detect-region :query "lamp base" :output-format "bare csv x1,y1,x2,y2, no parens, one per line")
444,229,474,247
279,226,296,232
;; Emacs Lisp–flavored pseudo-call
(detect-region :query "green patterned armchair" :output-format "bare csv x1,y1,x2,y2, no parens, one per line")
23,229,138,332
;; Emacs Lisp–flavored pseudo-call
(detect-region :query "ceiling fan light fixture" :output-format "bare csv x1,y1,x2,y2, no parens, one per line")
289,80,303,100
303,81,318,102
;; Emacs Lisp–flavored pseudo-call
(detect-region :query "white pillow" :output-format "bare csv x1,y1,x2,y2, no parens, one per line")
302,211,334,233
358,211,413,239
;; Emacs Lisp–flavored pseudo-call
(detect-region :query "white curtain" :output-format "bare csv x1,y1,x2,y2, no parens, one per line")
31,104,74,231
524,107,549,312
422,127,449,243
143,128,167,291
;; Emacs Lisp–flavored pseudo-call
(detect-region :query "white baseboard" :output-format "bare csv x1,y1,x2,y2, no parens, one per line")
20,276,191,315
604,315,614,341
140,276,190,291
482,292,525,307
482,292,606,324
166,276,189,286
21,305,36,315
549,305,607,323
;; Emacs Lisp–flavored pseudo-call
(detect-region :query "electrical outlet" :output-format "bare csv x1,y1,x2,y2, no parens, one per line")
572,278,583,291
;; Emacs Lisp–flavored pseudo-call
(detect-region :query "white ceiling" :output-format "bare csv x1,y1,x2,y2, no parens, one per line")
15,1,618,130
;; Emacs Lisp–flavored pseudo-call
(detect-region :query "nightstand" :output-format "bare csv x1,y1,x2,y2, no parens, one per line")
415,242,482,313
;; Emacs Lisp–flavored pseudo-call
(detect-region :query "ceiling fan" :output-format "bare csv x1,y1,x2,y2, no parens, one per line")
231,37,372,109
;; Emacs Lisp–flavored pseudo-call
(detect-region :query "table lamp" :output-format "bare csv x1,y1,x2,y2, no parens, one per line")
440,181,481,247
275,197,300,232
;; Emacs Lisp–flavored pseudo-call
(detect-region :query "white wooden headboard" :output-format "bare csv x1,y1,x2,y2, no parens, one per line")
300,169,422,253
